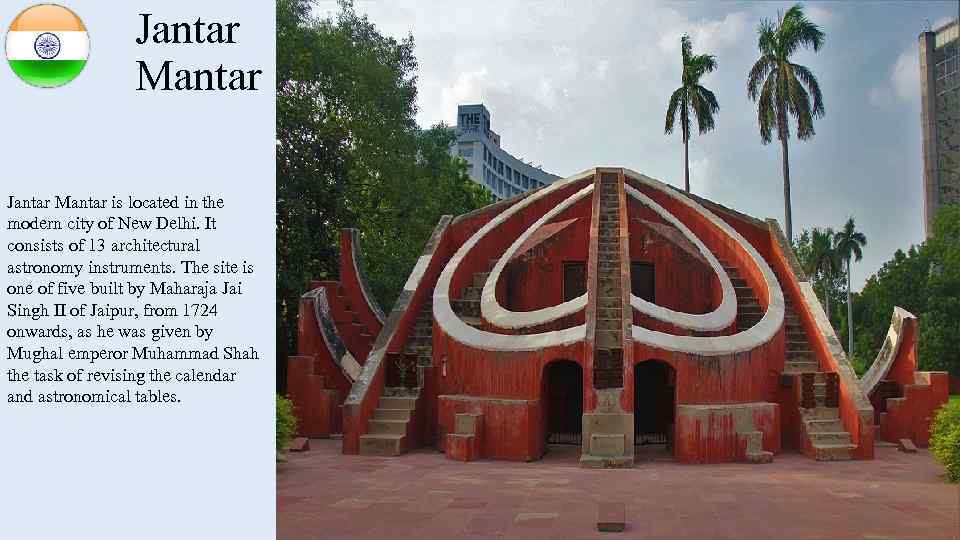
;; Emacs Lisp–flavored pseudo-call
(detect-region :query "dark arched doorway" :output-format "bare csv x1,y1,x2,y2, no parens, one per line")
543,360,583,445
634,360,675,449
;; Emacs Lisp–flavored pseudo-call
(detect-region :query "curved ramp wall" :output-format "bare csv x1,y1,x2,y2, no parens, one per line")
861,307,949,446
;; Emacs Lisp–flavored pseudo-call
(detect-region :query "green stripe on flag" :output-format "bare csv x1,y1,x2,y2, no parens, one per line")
9,60,86,87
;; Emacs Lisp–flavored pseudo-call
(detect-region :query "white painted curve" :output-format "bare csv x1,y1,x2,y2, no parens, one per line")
624,183,736,332
433,170,595,351
624,170,785,355
481,184,593,329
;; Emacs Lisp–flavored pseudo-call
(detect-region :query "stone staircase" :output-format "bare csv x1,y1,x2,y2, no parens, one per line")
359,394,418,456
783,300,818,375
801,399,854,461
332,283,375,359
594,175,624,389
871,379,901,431
581,173,632,469
717,261,762,332
778,301,855,461
451,260,499,328
358,302,432,456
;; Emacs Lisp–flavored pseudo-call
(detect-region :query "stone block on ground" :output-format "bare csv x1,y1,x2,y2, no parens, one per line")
898,438,918,453
597,502,626,532
445,433,478,462
590,434,625,457
287,437,310,452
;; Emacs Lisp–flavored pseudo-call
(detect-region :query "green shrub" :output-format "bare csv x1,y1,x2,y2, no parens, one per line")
849,354,868,377
276,394,298,454
930,399,960,482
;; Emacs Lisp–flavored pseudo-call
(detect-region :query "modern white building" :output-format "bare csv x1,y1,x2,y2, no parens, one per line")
452,104,560,200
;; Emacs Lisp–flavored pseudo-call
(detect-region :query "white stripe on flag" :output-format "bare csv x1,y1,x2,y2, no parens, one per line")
5,31,89,61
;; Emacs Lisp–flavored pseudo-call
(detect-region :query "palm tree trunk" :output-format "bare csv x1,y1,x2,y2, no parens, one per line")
683,136,690,193
847,258,854,355
780,136,793,242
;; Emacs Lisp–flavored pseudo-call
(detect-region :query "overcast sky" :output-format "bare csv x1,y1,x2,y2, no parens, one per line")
317,1,958,290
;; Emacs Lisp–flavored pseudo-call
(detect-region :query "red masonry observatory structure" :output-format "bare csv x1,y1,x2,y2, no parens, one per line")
287,168,947,466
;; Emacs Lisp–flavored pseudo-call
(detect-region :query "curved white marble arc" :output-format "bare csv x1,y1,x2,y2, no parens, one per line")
481,184,593,328
433,170,596,351
623,170,785,355
858,307,916,395
624,184,736,332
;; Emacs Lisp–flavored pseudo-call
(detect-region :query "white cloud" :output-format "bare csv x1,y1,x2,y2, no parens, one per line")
891,47,919,102
594,58,610,81
805,5,837,28
658,12,748,56
689,156,711,190
440,68,489,118
868,86,892,108
534,78,561,110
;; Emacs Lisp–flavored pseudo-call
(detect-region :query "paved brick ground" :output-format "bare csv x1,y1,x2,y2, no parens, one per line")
278,441,959,539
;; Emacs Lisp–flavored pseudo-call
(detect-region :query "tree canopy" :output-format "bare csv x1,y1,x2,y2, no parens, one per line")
845,205,960,376
276,0,492,390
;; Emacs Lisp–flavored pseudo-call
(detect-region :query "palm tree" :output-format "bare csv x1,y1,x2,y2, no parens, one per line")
834,217,866,355
806,227,840,320
747,4,825,242
665,34,719,193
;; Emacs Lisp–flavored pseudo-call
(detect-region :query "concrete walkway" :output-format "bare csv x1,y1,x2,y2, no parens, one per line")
278,441,958,539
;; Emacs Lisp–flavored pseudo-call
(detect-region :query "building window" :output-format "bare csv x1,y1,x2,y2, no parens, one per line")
631,262,655,303
563,262,587,301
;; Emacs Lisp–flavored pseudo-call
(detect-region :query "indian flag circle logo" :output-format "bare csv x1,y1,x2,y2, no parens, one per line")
6,4,88,88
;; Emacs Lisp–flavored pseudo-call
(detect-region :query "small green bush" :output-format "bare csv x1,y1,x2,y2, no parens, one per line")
849,354,868,377
930,399,960,482
276,394,298,454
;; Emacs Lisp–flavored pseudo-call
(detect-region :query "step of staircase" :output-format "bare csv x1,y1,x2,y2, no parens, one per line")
380,395,418,410
805,418,844,433
359,433,406,456
784,361,819,374
373,408,412,421
808,431,851,445
367,419,408,435
802,405,853,460
809,443,855,461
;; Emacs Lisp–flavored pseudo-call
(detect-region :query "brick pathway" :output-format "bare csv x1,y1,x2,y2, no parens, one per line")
278,441,959,539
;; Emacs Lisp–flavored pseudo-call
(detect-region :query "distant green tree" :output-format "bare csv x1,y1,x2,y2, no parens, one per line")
747,4,825,242
797,208,960,375
920,206,960,375
834,217,867,355
276,0,491,391
850,245,929,369
794,228,846,330
805,227,841,320
357,124,492,307
664,34,719,193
